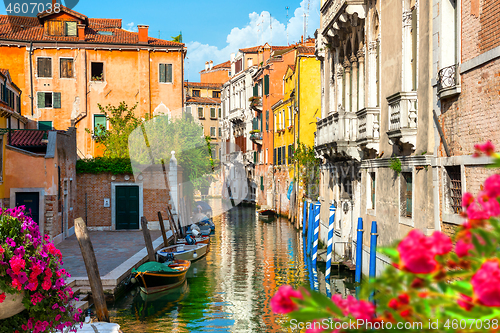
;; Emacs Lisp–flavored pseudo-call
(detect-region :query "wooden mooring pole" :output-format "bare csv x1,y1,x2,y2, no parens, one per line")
74,217,109,323
157,211,169,246
141,216,156,262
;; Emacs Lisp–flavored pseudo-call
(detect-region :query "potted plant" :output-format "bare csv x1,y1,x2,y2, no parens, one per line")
0,206,81,331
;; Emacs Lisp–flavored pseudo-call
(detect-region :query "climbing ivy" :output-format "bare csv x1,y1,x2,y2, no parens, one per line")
76,157,133,174
292,142,320,200
389,156,402,175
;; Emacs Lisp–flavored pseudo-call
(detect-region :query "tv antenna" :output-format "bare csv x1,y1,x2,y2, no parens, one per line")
286,6,290,45
303,0,310,42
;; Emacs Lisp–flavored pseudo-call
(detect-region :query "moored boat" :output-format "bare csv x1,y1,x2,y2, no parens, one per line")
132,260,190,294
157,243,209,262
258,209,277,222
176,235,210,245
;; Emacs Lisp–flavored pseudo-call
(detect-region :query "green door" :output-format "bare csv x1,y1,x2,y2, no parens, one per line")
116,186,139,230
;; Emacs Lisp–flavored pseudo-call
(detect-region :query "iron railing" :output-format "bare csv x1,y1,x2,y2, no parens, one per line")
437,64,458,92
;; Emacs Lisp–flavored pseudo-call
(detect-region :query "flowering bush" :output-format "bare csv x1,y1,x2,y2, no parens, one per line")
0,207,81,332
271,141,500,332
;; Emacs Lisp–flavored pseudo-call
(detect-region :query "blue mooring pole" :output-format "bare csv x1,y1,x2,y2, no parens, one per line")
312,201,321,266
325,203,336,281
355,217,364,283
307,202,314,255
369,221,378,279
302,200,308,237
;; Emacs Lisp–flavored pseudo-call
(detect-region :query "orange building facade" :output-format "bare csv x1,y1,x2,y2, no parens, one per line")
0,7,185,158
200,60,230,84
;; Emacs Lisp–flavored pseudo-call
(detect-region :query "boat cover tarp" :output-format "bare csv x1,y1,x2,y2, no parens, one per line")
132,261,177,274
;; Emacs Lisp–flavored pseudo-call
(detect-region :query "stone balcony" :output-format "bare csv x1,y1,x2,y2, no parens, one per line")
320,0,366,34
356,107,380,153
386,91,418,147
315,109,361,160
228,108,245,123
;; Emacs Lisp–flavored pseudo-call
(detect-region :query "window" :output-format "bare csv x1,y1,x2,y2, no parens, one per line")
282,146,286,165
260,176,264,191
38,121,52,130
218,108,221,118
277,147,281,165
37,92,61,109
266,110,269,131
192,90,200,97
273,148,276,165
266,148,268,164
288,106,293,127
94,114,106,136
218,127,222,137
186,106,191,115
264,74,269,95
212,91,221,98
210,126,216,137
198,107,204,118
159,63,173,83
65,21,77,36
368,172,376,210
91,62,104,81
288,144,293,164
400,172,413,218
210,107,216,118
60,58,74,78
445,166,462,214
37,58,52,78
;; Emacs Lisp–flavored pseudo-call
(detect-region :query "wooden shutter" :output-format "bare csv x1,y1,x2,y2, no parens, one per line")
60,59,73,78
264,74,269,95
37,92,45,108
38,58,52,78
53,92,61,108
260,176,264,191
259,113,262,131
273,148,276,165
218,108,221,118
166,64,173,83
266,111,269,130
211,108,216,118
253,83,258,97
283,146,286,164
159,64,166,83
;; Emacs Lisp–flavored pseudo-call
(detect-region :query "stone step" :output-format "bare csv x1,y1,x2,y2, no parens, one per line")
75,300,89,311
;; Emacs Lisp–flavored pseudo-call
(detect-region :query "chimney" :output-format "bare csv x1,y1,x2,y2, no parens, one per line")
230,53,235,62
205,61,209,71
209,60,213,70
138,25,149,44
263,45,270,64
52,0,56,7
77,24,85,41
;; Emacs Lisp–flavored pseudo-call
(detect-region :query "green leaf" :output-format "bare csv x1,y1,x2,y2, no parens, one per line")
379,247,399,260
449,281,472,294
308,289,344,317
288,308,334,322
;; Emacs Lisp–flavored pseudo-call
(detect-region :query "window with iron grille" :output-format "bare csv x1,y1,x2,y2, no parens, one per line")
446,166,462,214
369,172,376,210
210,108,216,118
210,127,216,137
198,107,204,118
37,58,52,78
400,172,412,218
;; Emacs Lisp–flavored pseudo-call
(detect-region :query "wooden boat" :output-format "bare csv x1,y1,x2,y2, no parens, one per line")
258,209,277,222
176,235,210,245
186,224,212,236
132,260,190,294
157,243,209,262
133,280,189,320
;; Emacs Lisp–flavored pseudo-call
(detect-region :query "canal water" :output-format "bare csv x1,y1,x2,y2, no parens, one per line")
108,204,355,332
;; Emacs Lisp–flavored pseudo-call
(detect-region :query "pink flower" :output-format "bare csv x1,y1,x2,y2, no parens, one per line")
397,230,451,274
474,141,495,157
9,256,25,275
457,294,474,311
0,292,5,304
462,192,475,208
270,285,303,314
346,296,375,321
484,174,500,199
455,238,474,258
471,260,500,307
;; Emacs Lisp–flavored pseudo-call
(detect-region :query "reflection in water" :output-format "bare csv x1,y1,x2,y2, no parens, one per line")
109,203,355,332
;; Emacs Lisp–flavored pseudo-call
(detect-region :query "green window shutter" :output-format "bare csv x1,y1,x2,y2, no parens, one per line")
260,176,264,191
253,151,257,163
53,92,61,108
283,146,286,164
264,74,269,95
38,121,52,130
159,64,166,83
166,64,173,83
277,147,281,165
259,113,262,131
253,83,258,97
37,92,45,108
65,21,77,36
273,148,276,165
218,108,221,118
266,110,269,131
210,108,216,118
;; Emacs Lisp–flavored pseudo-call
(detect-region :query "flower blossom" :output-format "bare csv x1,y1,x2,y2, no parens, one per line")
270,285,303,313
471,260,500,307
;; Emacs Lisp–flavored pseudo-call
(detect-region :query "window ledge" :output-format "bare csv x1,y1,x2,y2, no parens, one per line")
438,85,461,100
367,209,376,217
442,213,465,225
399,216,414,227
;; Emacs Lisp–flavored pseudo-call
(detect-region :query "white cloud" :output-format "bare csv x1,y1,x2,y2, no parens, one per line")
124,22,137,32
185,0,320,81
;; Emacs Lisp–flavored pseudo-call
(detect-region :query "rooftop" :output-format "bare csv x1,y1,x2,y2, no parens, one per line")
184,82,223,89
186,96,221,105
200,60,231,73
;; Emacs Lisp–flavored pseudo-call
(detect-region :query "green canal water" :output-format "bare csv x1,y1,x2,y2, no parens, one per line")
108,204,355,332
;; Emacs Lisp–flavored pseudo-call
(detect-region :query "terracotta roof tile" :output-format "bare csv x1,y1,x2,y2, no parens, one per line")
185,82,222,89
0,12,183,47
297,46,315,55
239,45,289,53
200,60,231,73
186,96,221,104
9,130,47,148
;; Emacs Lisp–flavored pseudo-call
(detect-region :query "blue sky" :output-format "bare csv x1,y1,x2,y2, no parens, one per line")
1,0,320,81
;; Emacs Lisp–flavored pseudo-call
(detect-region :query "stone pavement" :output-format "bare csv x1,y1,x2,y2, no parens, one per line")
57,231,162,278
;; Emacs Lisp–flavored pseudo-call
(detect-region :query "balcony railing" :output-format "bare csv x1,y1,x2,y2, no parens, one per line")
320,0,346,32
315,109,359,160
356,107,380,152
437,64,461,99
250,131,263,141
386,91,418,147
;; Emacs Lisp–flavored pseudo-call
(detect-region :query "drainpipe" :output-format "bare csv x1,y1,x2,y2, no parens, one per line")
29,41,34,116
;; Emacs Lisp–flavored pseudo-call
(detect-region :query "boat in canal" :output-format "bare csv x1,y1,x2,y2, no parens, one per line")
132,260,190,294
258,209,277,222
157,243,209,262
176,235,210,245
132,280,189,320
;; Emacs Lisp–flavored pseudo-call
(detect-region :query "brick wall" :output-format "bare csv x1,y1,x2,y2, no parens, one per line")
462,0,500,63
439,60,500,157
76,173,171,229
45,195,58,236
